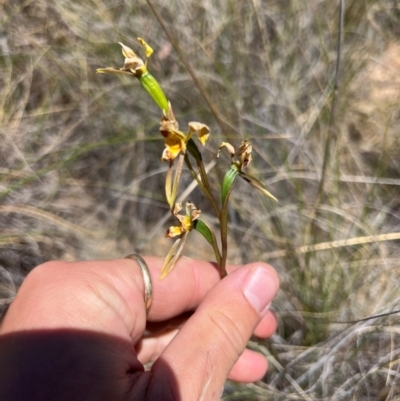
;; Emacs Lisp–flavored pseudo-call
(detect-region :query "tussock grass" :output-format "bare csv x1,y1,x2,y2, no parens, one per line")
1,0,400,398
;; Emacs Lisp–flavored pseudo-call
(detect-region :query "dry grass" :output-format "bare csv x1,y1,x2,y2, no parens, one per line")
1,0,400,399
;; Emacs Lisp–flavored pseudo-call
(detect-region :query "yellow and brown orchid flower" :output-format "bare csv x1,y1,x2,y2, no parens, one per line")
160,116,210,162
161,201,201,279
161,114,210,208
218,140,277,202
97,39,169,112
166,201,201,238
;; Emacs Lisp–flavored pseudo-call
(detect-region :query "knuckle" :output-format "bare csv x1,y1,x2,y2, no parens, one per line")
25,261,70,287
207,306,248,358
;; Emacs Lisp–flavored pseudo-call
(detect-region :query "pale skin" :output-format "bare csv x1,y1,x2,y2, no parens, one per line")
0,256,279,401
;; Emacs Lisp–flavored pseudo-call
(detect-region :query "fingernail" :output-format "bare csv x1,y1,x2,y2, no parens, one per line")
243,267,279,315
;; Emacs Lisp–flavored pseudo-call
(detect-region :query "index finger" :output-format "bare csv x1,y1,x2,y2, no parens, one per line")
129,256,223,321
0,257,224,344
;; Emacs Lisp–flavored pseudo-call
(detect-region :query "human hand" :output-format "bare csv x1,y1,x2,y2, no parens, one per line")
0,256,279,401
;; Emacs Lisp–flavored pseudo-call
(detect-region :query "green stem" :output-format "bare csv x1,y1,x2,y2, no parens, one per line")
184,153,207,193
219,204,229,278
185,151,223,269
219,166,240,278
219,190,237,278
210,232,222,266
171,153,184,208
165,159,173,206
197,160,220,217
186,145,220,218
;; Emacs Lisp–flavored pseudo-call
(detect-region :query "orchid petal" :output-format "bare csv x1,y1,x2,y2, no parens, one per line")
188,122,210,146
236,140,252,168
239,172,278,202
119,42,137,58
217,142,236,158
161,131,186,161
96,68,134,76
166,226,183,238
137,37,154,59
160,233,188,279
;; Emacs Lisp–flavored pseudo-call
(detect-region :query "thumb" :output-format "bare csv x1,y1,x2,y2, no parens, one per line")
147,263,279,401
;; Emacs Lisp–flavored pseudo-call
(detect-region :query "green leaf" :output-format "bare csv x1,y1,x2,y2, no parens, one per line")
193,220,214,246
221,164,239,204
239,172,278,202
193,220,221,265
186,138,203,163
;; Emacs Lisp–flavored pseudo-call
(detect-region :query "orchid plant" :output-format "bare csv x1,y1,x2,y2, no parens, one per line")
97,38,277,279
